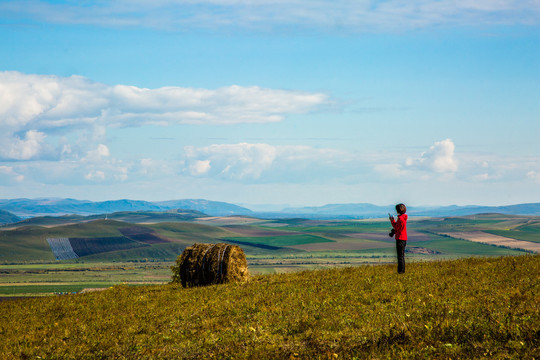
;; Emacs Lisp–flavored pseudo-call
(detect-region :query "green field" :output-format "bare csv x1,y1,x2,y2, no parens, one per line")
0,284,112,295
1,255,538,359
486,228,540,243
225,234,332,247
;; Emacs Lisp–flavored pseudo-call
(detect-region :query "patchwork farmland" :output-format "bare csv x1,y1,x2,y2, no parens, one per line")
1,213,539,296
439,231,540,253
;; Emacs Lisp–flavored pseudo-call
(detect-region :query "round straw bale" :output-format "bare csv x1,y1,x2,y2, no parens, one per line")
171,243,249,287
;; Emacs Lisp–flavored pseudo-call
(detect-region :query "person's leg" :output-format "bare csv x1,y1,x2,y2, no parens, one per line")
396,240,406,273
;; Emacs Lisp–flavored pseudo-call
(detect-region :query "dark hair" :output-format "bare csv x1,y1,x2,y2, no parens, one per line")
396,203,407,214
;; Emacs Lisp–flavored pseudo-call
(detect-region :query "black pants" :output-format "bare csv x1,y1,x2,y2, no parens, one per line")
396,240,406,273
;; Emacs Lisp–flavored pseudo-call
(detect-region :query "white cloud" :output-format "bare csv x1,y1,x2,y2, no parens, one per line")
0,71,327,161
472,173,490,181
185,143,277,180
0,166,24,184
1,0,537,32
182,142,360,182
105,84,326,126
0,71,327,128
180,141,540,188
84,144,110,162
407,138,458,173
82,163,129,183
0,130,47,160
189,160,212,176
115,167,129,181
85,170,106,182
0,72,107,130
139,158,178,177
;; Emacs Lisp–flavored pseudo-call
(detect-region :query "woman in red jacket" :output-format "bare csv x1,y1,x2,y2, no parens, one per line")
389,203,408,274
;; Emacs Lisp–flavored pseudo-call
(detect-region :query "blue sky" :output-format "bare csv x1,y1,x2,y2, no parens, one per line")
0,0,539,208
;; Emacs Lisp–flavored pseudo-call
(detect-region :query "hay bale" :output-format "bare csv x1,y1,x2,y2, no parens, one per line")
171,243,249,287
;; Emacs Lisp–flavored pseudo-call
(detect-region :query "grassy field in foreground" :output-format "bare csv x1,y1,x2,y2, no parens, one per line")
0,255,538,359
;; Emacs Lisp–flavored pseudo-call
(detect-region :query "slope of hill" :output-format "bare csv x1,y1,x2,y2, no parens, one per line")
7,209,208,228
0,219,239,262
0,255,537,359
155,199,254,216
0,210,21,225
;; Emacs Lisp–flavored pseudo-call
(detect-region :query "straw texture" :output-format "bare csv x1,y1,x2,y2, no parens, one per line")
171,243,249,287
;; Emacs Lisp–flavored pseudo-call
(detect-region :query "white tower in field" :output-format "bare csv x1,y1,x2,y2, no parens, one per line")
105,214,108,220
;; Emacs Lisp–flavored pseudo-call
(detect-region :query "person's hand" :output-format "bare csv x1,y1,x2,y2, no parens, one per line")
389,214,394,221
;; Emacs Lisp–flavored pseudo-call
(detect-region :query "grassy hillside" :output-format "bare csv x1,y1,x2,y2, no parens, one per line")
0,220,238,262
6,209,208,227
0,255,538,359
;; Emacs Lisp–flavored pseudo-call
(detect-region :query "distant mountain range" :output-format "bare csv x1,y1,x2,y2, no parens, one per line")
0,198,253,218
276,203,540,218
0,198,539,224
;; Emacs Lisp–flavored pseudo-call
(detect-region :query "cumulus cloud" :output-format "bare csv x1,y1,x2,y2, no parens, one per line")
138,158,179,177
115,167,129,181
407,139,459,173
0,71,327,161
83,144,110,162
185,143,277,180
182,142,356,182
0,72,107,130
0,0,537,32
106,84,326,126
0,165,24,184
189,160,212,176
85,170,106,182
0,130,47,160
82,161,131,183
0,71,327,128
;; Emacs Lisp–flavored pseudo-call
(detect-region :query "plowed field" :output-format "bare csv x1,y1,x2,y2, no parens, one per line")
439,231,540,253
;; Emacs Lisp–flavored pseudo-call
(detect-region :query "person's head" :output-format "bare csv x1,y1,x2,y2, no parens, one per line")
395,203,407,215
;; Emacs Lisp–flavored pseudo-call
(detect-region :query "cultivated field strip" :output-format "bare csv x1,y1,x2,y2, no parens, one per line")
46,238,79,260
440,231,540,253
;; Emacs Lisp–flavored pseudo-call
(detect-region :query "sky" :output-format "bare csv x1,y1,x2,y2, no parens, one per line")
0,0,539,209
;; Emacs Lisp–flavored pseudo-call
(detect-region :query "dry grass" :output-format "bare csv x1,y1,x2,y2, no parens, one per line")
1,255,538,359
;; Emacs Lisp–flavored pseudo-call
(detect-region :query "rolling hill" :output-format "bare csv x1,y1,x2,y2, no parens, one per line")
6,209,208,228
0,219,240,262
1,213,537,264
0,210,20,225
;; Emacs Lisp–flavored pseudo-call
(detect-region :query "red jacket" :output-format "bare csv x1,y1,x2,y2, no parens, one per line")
391,214,408,241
